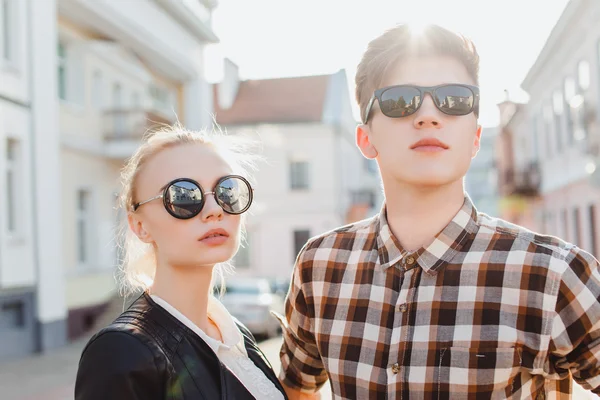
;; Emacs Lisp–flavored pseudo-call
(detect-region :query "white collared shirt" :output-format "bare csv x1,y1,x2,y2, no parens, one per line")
151,295,284,400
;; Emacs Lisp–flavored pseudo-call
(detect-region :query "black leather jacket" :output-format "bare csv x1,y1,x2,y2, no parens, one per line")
75,293,288,399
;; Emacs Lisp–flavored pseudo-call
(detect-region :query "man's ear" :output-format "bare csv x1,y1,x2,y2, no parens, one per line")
128,213,153,243
471,124,483,158
356,124,378,159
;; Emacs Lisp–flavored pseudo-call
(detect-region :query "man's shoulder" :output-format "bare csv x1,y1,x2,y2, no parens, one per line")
476,212,591,263
301,214,378,253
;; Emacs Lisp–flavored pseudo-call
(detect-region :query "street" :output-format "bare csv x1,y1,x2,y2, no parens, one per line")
0,334,596,400
0,335,332,400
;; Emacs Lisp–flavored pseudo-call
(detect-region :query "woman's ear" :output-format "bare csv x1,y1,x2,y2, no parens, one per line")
128,213,153,243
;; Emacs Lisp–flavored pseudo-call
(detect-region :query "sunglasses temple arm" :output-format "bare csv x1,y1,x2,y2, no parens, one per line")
135,194,163,209
363,95,376,124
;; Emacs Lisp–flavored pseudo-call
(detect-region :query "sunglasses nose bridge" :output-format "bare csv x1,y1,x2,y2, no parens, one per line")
199,191,223,220
414,89,439,114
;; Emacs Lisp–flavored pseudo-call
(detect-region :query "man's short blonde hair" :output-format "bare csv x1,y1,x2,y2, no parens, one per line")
355,24,480,123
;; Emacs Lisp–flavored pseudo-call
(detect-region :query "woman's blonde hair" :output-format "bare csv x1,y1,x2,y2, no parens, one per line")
115,123,260,297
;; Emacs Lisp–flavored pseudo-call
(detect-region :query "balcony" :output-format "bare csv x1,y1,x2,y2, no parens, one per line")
500,162,542,197
103,109,174,159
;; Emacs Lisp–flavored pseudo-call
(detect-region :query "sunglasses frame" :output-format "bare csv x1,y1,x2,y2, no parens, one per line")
362,83,480,124
132,175,254,219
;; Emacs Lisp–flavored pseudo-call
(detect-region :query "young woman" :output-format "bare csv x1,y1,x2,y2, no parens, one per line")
75,125,287,400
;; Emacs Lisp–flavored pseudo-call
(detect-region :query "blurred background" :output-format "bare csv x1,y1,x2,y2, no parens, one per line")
0,0,599,398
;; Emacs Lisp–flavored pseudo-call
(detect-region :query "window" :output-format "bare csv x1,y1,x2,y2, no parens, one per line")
543,104,553,157
552,90,564,151
562,209,569,241
57,41,67,101
1,0,14,63
598,40,600,115
578,60,590,91
0,301,24,329
149,84,171,110
112,83,125,136
5,138,19,234
573,207,581,246
92,70,103,109
234,232,251,268
531,115,540,161
290,160,309,190
364,158,379,175
564,78,575,145
293,230,310,261
590,204,597,257
131,91,141,109
351,190,376,208
76,190,92,265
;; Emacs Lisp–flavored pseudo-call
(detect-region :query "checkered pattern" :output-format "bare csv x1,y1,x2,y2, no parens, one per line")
278,196,600,399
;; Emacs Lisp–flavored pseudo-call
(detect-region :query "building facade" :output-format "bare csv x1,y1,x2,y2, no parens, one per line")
497,0,600,258
0,0,220,359
465,127,500,217
214,67,383,280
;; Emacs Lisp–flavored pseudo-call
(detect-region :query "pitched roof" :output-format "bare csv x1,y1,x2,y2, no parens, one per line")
213,74,330,125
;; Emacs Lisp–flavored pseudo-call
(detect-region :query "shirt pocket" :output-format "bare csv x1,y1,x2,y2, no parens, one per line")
437,346,522,400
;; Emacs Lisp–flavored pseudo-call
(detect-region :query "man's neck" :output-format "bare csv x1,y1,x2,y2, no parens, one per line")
382,179,465,252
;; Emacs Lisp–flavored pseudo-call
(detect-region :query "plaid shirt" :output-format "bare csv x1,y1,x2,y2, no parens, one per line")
278,195,600,399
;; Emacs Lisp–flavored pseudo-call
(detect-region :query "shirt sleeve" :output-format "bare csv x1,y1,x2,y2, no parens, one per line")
550,248,600,394
278,245,328,393
75,331,164,400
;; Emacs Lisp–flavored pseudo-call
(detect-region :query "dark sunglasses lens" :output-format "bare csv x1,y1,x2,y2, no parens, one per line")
215,177,252,214
433,85,474,115
165,181,203,218
380,86,421,117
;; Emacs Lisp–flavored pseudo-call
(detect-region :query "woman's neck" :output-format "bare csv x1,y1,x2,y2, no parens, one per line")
150,262,216,336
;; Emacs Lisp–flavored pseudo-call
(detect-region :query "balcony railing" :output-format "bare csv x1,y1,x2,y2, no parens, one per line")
500,162,541,197
103,109,174,141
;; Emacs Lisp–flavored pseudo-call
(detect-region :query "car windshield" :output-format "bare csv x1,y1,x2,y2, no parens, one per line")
225,280,271,295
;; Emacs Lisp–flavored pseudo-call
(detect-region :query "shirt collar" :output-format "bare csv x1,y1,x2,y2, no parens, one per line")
151,294,246,355
377,194,479,275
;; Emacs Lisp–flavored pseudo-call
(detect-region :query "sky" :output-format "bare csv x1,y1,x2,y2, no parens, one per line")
205,0,571,127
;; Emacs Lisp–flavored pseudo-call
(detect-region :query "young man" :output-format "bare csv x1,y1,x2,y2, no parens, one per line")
278,24,600,399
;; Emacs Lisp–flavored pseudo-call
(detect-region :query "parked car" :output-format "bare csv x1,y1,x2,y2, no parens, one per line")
270,277,291,297
219,277,284,338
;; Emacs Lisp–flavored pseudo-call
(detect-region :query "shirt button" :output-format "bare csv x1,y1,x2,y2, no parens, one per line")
406,256,415,266
391,363,400,374
398,304,408,313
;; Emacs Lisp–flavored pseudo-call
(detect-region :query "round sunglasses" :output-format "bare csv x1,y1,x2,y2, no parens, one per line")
362,84,480,124
133,175,253,219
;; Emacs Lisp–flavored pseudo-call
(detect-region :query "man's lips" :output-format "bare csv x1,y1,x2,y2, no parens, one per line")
410,138,449,150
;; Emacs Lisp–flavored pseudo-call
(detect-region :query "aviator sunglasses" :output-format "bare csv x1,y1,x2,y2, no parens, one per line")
133,175,253,219
362,83,480,124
